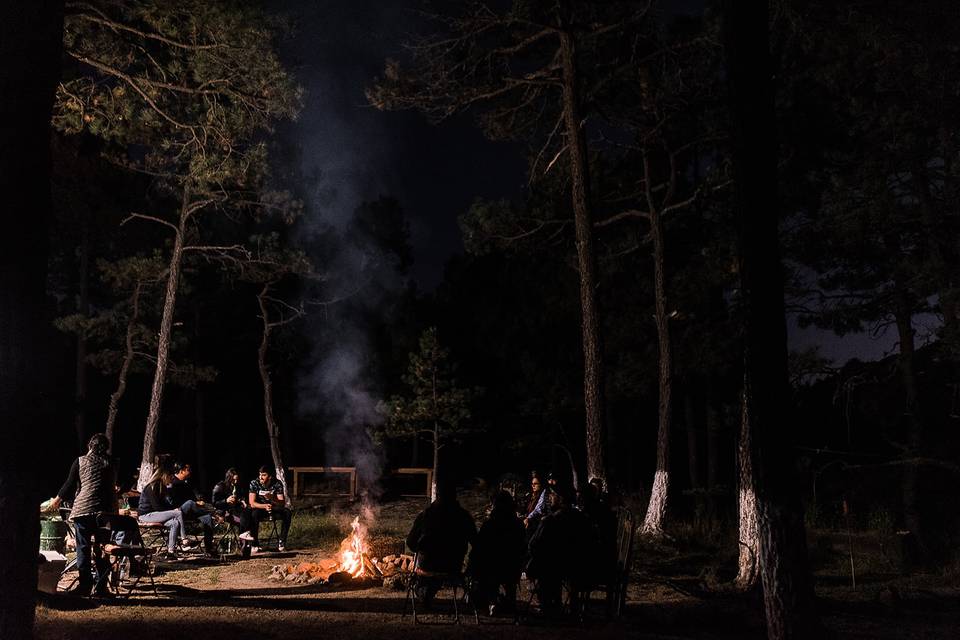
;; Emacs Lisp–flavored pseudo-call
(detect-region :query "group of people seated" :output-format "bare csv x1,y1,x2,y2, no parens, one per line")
406,469,616,616
44,433,294,598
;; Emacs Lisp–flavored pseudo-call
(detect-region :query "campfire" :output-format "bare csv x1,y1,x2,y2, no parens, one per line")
270,514,416,587
337,516,379,579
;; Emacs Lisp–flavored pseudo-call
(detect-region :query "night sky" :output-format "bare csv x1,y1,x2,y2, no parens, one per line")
276,0,526,289
274,0,930,367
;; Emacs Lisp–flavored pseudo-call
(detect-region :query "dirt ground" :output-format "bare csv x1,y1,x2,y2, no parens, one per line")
34,498,960,639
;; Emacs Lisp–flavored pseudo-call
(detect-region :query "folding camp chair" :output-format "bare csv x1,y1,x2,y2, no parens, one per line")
578,507,635,618
106,544,159,598
403,552,479,624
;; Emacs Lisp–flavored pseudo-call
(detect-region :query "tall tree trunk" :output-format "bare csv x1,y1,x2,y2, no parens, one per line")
0,2,62,637
722,2,820,638
430,359,440,502
431,421,440,502
642,206,673,536
195,389,207,490
192,301,207,491
685,388,701,490
706,379,721,491
559,27,606,485
893,289,924,561
736,375,760,590
74,216,90,449
257,285,291,506
139,189,190,489
105,281,142,449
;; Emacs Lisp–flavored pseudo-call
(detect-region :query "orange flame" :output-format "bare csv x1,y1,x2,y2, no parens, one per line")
338,516,369,578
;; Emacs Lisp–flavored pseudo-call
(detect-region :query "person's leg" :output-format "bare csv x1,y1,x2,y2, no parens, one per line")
198,512,215,552
249,509,265,545
139,509,183,553
278,508,292,546
91,527,112,595
72,516,95,594
237,507,253,536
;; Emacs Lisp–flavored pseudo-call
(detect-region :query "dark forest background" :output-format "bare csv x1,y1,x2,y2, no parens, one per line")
36,0,960,569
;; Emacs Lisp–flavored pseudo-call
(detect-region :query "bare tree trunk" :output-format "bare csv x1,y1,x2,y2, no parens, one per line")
257,285,291,506
105,281,142,449
706,381,721,491
74,216,90,449
559,26,606,485
685,388,701,490
722,2,820,637
642,206,673,536
893,289,924,561
139,189,190,489
736,375,760,590
431,421,439,502
0,3,62,637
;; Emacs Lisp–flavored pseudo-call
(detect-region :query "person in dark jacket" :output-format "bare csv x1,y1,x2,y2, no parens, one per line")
46,433,116,596
527,486,599,614
406,479,476,604
468,490,526,614
137,465,187,559
170,462,216,555
212,468,252,539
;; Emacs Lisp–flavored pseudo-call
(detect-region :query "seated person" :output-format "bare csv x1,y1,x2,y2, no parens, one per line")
106,479,144,548
406,479,477,605
468,490,525,614
523,473,547,534
212,467,252,538
527,486,599,614
246,465,292,552
137,465,188,560
170,462,216,555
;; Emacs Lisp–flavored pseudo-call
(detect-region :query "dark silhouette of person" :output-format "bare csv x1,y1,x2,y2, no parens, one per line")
405,477,476,604
526,486,599,615
469,490,526,614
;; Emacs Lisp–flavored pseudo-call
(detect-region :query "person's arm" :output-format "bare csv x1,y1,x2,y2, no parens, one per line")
273,482,285,507
212,483,229,511
47,459,80,510
524,490,546,526
406,512,425,552
249,481,268,510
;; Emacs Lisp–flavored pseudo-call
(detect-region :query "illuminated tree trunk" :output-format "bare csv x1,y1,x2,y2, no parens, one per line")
559,27,606,485
74,216,90,449
642,206,673,536
722,1,820,637
105,281,142,449
0,2,62,637
139,189,190,489
257,284,291,506
736,376,760,590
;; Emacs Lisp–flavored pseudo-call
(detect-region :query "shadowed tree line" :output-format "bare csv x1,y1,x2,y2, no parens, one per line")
2,1,960,639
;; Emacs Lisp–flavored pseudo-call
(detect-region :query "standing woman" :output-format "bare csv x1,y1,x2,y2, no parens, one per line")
47,433,116,596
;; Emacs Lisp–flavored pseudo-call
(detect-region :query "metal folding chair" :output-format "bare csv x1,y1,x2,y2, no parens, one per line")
106,544,159,598
402,552,479,624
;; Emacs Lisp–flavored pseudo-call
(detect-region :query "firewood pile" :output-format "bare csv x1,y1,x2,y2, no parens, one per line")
268,553,417,587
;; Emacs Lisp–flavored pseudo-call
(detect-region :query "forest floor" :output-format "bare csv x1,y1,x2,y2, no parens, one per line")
35,495,960,639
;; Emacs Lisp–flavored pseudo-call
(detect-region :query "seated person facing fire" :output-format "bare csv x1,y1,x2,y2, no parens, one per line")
212,467,253,539
468,489,526,615
170,461,217,556
526,485,599,615
405,475,477,606
246,465,292,552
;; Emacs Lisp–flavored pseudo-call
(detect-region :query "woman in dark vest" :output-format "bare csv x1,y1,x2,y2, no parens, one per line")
48,433,116,596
